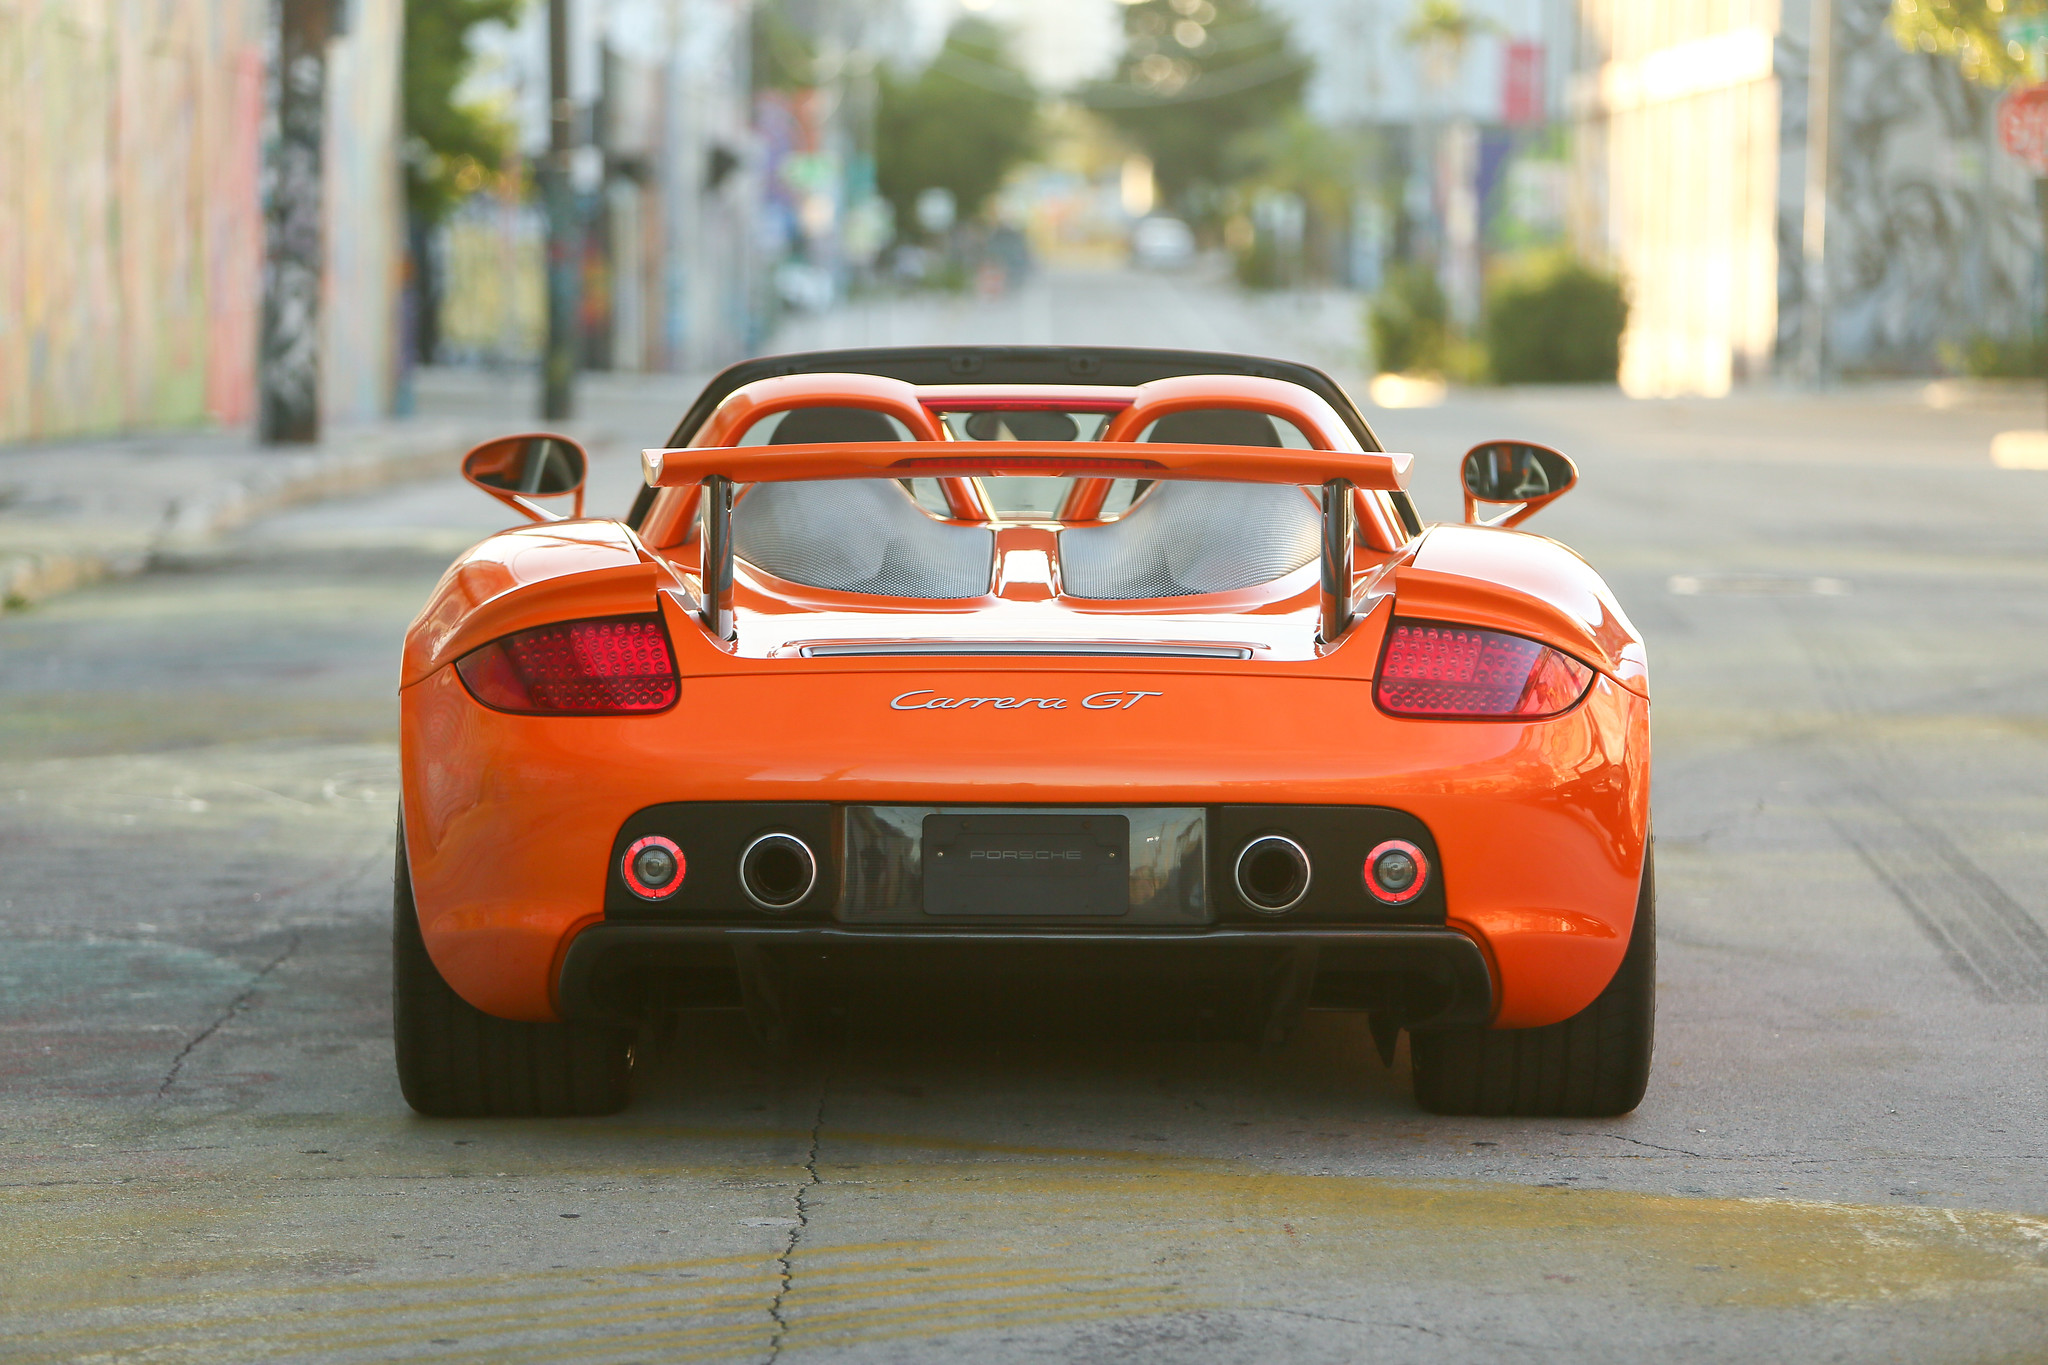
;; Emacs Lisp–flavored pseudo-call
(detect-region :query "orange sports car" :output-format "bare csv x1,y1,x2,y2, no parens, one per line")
393,347,1652,1119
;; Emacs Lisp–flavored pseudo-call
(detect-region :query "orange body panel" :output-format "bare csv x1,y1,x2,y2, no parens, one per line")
400,375,1651,1033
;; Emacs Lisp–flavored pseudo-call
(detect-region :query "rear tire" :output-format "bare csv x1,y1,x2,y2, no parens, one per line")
1410,848,1655,1117
392,826,633,1117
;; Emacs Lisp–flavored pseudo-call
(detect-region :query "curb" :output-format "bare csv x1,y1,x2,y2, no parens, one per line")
0,421,476,610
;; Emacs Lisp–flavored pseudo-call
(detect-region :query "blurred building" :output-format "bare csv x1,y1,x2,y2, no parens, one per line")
1266,0,1577,317
0,0,404,442
755,0,914,310
439,0,760,375
1570,0,2040,396
599,0,759,371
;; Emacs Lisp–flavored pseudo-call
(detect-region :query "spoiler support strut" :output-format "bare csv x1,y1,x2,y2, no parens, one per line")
1320,478,1354,645
700,475,735,642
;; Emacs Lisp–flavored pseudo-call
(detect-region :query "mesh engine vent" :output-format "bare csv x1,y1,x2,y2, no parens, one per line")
1059,482,1321,599
734,480,994,599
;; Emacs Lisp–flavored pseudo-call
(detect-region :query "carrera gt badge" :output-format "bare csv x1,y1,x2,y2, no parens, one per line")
889,689,1163,711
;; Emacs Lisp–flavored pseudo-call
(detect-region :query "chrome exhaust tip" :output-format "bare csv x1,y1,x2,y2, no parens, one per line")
739,832,817,911
1234,835,1310,914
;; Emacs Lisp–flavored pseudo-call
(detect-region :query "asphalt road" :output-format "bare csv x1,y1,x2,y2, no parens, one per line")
4,269,2046,1363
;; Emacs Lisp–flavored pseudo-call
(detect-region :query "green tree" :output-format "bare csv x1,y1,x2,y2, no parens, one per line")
1084,0,1309,207
1403,0,1498,65
752,0,815,93
1888,0,2048,86
403,0,526,224
1225,113,1363,284
875,20,1039,239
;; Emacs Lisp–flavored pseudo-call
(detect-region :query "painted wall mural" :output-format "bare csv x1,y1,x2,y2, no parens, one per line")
0,0,401,445
1779,0,2041,373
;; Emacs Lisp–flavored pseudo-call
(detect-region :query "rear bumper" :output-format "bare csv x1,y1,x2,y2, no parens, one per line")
403,659,1647,1029
556,923,1494,1030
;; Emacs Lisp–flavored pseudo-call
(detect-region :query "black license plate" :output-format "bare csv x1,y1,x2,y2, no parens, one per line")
921,814,1130,917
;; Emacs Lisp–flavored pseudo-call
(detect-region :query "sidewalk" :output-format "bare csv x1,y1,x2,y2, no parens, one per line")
0,365,710,610
0,418,487,609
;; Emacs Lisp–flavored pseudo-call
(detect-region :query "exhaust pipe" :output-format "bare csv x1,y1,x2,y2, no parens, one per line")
1234,835,1311,914
739,832,817,911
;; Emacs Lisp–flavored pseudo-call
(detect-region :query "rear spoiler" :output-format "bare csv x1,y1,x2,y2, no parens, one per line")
641,441,1413,650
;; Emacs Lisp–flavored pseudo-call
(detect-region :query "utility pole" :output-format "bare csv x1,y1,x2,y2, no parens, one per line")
1799,0,1834,387
542,0,579,421
260,0,334,444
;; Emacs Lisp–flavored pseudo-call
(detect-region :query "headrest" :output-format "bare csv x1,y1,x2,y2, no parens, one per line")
771,407,902,444
1145,409,1281,447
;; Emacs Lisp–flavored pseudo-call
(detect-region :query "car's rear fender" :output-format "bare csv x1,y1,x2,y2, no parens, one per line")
403,520,678,687
1394,523,1649,694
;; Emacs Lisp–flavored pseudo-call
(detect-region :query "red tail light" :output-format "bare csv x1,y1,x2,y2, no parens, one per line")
1375,620,1593,719
455,615,678,715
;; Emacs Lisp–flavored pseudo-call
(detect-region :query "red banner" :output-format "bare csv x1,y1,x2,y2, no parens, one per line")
1504,42,1546,127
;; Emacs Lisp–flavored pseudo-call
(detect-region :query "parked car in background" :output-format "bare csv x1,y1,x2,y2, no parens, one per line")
1131,216,1197,270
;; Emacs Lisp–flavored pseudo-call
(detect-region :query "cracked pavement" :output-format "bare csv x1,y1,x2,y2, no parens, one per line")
2,273,2046,1361
765,1080,829,1364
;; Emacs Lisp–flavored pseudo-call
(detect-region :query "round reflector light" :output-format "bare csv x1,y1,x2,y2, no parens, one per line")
1363,839,1429,905
622,835,685,900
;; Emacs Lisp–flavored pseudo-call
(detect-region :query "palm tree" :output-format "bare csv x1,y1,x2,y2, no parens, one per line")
1402,0,1499,93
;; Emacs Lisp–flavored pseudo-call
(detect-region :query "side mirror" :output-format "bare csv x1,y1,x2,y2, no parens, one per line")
461,433,588,522
1461,440,1577,528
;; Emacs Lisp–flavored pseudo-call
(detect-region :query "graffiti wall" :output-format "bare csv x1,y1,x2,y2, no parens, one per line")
1778,0,2041,373
0,0,401,444
437,192,546,367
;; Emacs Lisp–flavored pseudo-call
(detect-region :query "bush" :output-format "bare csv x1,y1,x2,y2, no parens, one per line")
1943,334,2044,378
1367,264,1448,374
1234,230,1289,289
1485,257,1628,384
